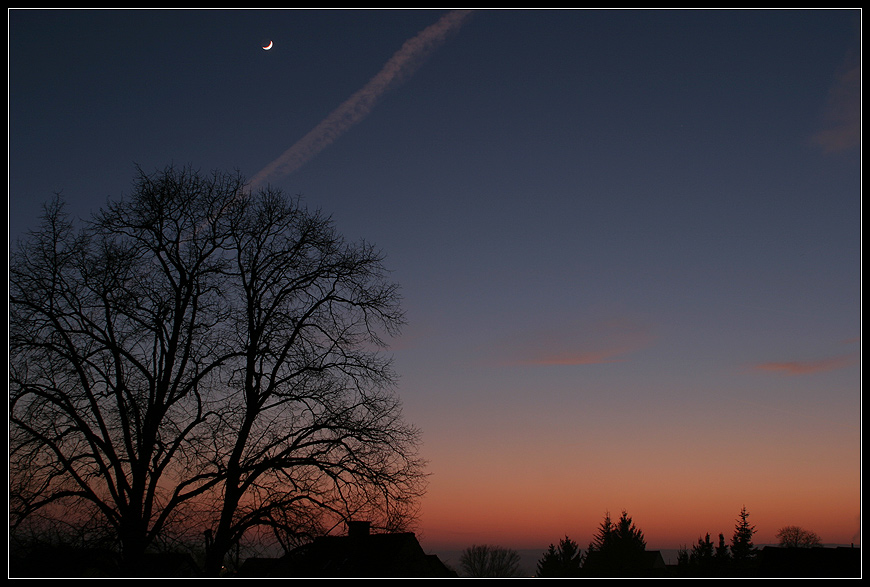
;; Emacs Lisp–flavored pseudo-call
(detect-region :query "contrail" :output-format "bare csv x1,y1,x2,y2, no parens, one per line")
248,10,474,189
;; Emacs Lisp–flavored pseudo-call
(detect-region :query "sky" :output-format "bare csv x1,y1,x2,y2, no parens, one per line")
8,8,862,557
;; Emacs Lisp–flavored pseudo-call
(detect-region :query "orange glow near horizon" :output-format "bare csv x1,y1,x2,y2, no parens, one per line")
410,375,861,554
417,472,861,553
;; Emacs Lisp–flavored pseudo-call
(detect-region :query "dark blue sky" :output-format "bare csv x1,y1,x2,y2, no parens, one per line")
9,9,862,550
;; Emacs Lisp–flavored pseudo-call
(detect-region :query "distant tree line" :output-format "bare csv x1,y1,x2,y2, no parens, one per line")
465,505,834,579
674,505,760,575
459,507,755,578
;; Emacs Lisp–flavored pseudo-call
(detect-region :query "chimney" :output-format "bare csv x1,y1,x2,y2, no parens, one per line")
347,520,371,538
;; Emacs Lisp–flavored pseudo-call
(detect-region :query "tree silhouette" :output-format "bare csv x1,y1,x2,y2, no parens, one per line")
584,510,647,575
730,506,758,566
679,531,730,576
10,165,425,576
714,532,731,567
690,533,715,568
459,544,522,577
613,510,646,552
587,511,615,553
776,526,822,548
676,545,690,567
536,536,583,577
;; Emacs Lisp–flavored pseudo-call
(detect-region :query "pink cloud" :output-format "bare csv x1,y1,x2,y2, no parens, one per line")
520,348,633,366
495,316,655,367
812,54,860,154
753,352,859,376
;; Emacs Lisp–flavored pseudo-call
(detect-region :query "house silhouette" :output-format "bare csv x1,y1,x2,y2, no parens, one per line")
239,521,457,578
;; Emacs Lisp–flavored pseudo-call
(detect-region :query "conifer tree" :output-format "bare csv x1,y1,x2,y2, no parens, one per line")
584,510,646,575
536,536,583,577
690,533,715,567
613,510,646,553
730,506,758,565
676,545,690,567
587,511,615,553
715,532,731,567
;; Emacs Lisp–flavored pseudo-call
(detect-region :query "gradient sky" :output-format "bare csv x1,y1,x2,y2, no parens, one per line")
9,9,861,556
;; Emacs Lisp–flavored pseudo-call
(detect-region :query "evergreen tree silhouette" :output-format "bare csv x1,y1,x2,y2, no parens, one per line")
690,533,715,568
587,511,615,553
536,536,583,577
715,532,731,568
730,506,758,566
584,510,647,575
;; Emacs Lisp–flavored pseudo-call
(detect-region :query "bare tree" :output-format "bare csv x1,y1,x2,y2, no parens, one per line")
776,526,822,548
10,165,426,576
459,544,523,577
197,178,424,576
10,172,235,573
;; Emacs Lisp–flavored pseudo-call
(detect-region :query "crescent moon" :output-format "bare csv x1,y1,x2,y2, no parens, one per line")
262,40,273,50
